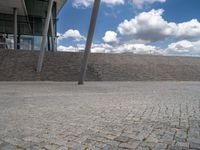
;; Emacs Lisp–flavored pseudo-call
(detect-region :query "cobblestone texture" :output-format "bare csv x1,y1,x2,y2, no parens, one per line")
0,81,200,150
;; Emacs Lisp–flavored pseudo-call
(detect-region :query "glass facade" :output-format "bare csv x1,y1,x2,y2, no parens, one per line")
0,34,57,51
0,0,58,51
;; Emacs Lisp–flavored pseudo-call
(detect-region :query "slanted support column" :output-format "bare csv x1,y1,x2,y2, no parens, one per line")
37,0,54,72
13,8,17,50
78,0,101,85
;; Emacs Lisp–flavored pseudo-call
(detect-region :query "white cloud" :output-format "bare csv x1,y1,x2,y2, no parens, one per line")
58,42,163,55
118,9,200,42
72,0,93,8
57,32,62,37
58,45,79,52
103,0,124,5
58,40,200,56
165,40,200,56
73,0,124,8
130,0,166,8
57,8,200,56
114,43,162,54
91,43,114,53
72,0,167,8
58,43,113,53
58,29,85,41
118,9,173,42
176,19,200,39
103,31,119,43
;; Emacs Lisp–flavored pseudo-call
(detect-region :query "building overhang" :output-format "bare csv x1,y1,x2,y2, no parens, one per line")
0,0,28,15
56,0,67,14
0,0,66,17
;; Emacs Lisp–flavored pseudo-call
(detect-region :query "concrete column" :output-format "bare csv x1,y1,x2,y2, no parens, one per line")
78,0,101,85
13,8,17,50
50,15,55,52
37,0,54,72
31,37,34,50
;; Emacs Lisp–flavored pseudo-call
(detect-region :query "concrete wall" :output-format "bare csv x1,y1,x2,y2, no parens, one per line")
1,49,200,81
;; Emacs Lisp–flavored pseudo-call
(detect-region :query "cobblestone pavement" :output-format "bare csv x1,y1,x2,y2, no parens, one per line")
0,82,200,150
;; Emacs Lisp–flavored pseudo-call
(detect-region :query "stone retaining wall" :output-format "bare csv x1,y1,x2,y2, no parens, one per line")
1,49,200,81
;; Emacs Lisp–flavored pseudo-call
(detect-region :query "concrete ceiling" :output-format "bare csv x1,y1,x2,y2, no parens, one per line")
0,0,27,15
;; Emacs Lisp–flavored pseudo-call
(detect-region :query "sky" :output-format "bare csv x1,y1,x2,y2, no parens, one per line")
57,0,200,56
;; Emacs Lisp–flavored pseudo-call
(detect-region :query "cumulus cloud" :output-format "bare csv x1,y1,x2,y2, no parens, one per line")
58,42,163,55
114,43,162,54
73,0,124,8
72,0,166,8
72,0,92,8
58,40,200,56
58,43,113,53
165,40,200,56
57,8,200,56
57,32,62,37
103,31,119,43
118,9,200,42
58,45,79,52
91,43,114,53
176,19,200,39
130,0,166,8
58,29,85,41
118,9,169,42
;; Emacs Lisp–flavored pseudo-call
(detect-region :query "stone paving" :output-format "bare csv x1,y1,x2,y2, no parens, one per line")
0,82,200,150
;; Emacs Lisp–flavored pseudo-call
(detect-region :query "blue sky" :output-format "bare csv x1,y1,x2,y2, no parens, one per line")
57,0,200,56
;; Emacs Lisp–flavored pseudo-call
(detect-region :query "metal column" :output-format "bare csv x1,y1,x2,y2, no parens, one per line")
78,0,101,85
13,8,17,50
37,0,54,72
